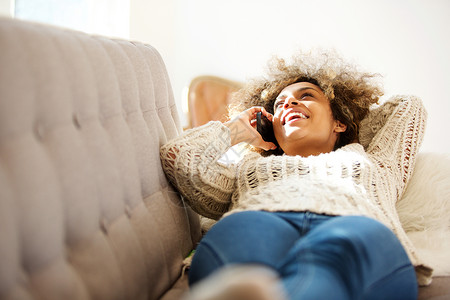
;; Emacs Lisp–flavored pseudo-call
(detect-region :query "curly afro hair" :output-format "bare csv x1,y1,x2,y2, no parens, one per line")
228,50,384,156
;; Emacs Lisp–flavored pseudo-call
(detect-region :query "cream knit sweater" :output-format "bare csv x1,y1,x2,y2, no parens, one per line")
160,95,432,285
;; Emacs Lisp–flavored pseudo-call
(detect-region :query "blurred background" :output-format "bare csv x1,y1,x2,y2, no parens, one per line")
1,0,449,153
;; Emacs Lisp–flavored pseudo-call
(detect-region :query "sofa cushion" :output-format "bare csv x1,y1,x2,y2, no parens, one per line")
0,17,201,300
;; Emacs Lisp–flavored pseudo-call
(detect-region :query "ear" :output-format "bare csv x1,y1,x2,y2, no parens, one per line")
334,120,347,133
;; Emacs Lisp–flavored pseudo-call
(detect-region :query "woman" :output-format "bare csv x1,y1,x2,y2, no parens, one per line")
160,51,431,300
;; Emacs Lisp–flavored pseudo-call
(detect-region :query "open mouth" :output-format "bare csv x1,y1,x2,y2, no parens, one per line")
283,111,309,125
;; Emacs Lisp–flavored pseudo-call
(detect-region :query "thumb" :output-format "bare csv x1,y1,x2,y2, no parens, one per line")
258,140,278,151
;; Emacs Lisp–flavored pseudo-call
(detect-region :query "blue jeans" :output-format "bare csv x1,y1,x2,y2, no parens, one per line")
189,211,418,300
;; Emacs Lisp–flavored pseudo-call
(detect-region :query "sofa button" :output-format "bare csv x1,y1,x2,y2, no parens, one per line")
100,218,108,234
73,114,81,129
34,123,45,141
125,204,132,218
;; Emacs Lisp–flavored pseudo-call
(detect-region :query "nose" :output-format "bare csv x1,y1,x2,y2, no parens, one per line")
283,97,298,109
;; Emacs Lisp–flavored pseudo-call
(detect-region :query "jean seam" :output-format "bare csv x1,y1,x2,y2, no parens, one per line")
301,212,311,235
283,240,318,298
363,264,416,296
201,241,226,266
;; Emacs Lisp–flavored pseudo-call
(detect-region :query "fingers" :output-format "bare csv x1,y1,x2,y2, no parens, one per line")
245,106,273,122
259,141,278,151
225,106,277,150
245,107,277,151
260,107,274,121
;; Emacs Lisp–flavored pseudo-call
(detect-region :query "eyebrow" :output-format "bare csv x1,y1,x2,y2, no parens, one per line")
274,87,318,107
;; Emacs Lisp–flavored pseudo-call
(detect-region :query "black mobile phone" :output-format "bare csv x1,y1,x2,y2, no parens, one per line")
256,112,277,144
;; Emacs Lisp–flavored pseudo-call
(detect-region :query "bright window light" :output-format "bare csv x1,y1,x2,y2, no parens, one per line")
14,0,129,38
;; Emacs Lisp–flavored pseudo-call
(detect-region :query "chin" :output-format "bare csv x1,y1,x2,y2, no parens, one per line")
279,127,308,142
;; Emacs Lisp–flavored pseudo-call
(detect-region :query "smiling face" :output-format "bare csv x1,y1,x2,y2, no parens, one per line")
272,82,346,156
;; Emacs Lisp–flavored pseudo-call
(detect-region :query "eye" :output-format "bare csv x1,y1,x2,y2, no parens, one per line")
300,93,314,99
274,98,285,109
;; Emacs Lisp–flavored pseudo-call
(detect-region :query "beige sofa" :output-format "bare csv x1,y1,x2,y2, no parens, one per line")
0,17,201,300
0,17,449,300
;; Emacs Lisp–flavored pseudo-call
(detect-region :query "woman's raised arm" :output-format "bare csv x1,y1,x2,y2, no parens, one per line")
360,95,427,195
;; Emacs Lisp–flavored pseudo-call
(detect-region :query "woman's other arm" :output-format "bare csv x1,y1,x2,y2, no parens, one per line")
361,95,427,196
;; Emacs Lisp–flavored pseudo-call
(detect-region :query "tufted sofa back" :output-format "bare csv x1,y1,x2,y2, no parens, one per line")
0,17,201,300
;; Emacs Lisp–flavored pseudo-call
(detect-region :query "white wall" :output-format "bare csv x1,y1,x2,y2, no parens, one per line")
130,0,450,153
0,0,12,16
1,0,449,152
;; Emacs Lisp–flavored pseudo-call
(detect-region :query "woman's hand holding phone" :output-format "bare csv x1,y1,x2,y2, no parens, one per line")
256,112,278,145
224,107,277,151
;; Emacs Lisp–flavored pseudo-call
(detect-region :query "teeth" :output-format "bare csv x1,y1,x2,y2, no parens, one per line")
291,112,308,119
287,112,308,122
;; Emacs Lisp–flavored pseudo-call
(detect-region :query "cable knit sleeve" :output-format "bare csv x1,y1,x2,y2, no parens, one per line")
359,95,427,197
160,121,236,220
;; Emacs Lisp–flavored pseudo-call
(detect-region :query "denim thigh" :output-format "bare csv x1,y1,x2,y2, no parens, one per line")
280,215,417,300
188,211,417,300
188,210,302,285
